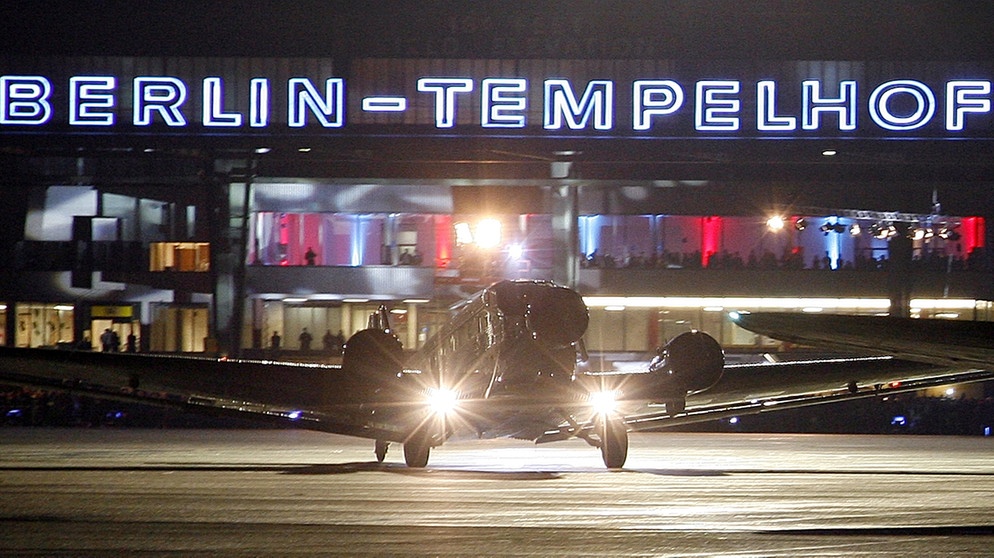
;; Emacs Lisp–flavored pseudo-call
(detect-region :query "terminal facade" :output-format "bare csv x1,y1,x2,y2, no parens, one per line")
1,52,993,358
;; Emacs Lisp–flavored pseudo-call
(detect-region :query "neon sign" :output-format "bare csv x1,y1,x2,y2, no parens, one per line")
1,72,992,137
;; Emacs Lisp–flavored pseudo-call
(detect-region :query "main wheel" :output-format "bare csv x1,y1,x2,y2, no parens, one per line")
403,434,430,468
600,416,629,469
374,439,389,463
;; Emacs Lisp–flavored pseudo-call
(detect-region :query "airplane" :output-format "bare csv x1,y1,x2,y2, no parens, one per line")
1,279,992,469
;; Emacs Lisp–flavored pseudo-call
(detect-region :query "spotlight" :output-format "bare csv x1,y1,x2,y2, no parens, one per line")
766,216,785,231
794,218,807,231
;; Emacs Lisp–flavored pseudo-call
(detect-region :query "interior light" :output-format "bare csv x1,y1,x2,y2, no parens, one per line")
454,222,473,245
297,147,312,153
282,297,307,303
53,305,75,311
254,147,271,154
822,149,837,156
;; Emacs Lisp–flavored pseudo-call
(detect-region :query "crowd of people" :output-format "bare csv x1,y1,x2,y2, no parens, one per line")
581,246,990,272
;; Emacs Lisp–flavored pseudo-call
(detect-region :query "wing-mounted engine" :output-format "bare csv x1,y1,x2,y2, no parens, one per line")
647,330,724,414
341,305,404,394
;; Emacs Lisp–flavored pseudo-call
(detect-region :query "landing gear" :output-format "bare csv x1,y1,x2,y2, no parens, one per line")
403,431,431,468
374,439,389,463
599,415,629,469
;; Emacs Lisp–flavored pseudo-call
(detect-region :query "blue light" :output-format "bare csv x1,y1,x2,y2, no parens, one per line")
6,408,22,417
287,410,302,420
891,415,907,426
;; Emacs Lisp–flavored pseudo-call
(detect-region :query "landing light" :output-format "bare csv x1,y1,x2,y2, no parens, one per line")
589,390,619,415
427,388,459,415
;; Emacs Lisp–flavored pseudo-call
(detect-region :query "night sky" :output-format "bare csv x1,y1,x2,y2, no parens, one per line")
2,1,993,60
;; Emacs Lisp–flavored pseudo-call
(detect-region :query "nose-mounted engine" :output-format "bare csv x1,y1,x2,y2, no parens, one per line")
492,280,589,348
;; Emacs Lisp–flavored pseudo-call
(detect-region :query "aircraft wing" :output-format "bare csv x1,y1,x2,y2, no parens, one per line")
0,346,409,441
539,354,994,442
730,312,994,371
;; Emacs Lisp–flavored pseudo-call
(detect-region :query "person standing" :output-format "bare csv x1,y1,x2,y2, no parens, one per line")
298,328,313,351
100,328,114,352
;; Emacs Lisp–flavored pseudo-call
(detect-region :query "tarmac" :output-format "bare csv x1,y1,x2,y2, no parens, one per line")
1,428,993,556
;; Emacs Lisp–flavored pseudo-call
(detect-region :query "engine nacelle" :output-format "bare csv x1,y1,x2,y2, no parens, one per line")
341,328,404,388
649,330,724,395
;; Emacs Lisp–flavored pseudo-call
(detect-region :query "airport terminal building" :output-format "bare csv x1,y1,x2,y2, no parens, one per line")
2,13,993,358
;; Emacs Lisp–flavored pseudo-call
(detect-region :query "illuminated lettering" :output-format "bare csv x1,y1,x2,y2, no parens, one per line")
756,80,796,131
202,77,242,127
544,79,614,130
695,80,740,131
633,80,683,131
481,78,527,128
288,77,344,128
361,96,407,112
0,75,52,125
69,76,115,126
417,78,473,128
868,80,935,131
133,77,187,126
249,78,269,128
946,80,991,131
802,80,857,131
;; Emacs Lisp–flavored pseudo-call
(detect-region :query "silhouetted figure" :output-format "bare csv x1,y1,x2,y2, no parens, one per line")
304,247,316,265
126,333,137,353
299,328,313,351
270,331,281,350
100,329,114,352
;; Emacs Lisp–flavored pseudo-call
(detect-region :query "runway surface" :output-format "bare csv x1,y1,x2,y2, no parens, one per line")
2,429,994,556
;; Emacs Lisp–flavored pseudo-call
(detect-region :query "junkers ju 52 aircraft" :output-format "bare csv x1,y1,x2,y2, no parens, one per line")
1,279,992,469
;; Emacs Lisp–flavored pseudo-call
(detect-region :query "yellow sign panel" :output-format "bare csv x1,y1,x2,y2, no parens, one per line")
91,305,133,318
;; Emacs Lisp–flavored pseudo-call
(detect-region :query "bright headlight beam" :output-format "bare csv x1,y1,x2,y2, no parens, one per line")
427,388,459,415
588,390,619,415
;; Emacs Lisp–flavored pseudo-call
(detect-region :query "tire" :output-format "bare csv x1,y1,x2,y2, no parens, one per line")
600,416,629,469
403,435,430,468
374,439,389,463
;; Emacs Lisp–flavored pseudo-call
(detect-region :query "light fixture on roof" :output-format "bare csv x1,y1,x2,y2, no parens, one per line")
822,149,837,156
